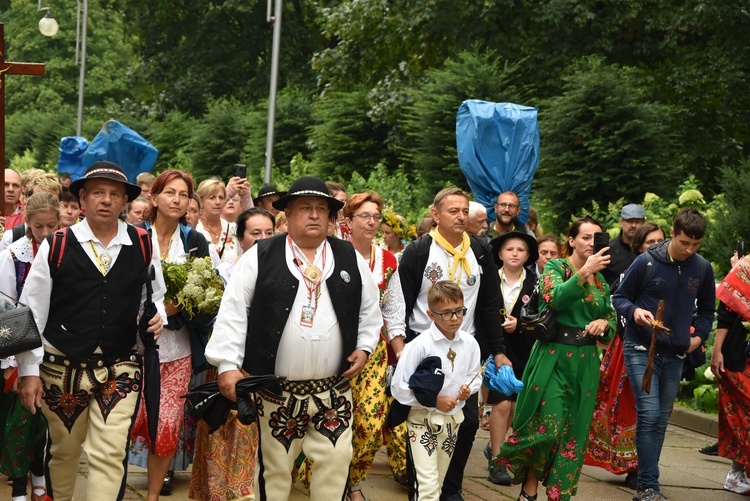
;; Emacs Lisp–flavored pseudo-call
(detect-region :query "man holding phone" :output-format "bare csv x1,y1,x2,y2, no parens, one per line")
601,203,646,286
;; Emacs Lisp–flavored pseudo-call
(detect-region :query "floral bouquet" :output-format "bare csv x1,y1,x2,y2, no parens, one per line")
162,256,223,318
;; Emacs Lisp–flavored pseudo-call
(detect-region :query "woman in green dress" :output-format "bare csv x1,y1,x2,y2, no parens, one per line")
495,216,617,501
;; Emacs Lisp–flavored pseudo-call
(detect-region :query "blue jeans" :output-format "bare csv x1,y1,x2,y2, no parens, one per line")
623,340,684,491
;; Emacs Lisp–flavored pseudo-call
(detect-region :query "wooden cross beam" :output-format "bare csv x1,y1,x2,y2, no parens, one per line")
641,299,672,394
0,23,46,217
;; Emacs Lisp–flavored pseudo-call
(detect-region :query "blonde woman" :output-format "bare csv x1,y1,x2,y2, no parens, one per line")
195,178,240,263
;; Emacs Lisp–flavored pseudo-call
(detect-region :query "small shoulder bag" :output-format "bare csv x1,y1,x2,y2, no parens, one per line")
519,262,572,342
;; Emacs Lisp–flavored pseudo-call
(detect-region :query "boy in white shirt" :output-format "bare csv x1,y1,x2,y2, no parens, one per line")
391,280,482,500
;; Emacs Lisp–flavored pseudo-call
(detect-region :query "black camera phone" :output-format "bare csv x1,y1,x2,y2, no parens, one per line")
593,232,609,254
738,240,745,257
234,164,247,179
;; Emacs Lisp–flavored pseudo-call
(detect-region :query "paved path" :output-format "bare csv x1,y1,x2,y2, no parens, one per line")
1,411,732,500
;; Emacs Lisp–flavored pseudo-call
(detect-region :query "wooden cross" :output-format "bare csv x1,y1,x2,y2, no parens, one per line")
641,299,672,394
0,23,45,217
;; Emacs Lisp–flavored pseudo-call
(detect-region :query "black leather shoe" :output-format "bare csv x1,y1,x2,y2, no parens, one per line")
699,442,718,456
488,464,512,485
440,492,465,501
161,470,174,496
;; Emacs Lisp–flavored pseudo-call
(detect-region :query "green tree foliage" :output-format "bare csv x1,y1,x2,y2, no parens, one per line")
185,98,250,181
700,162,750,276
400,48,529,208
244,87,315,174
535,56,682,234
307,90,392,181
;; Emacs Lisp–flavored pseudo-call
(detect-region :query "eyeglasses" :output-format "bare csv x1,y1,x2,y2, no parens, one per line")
353,213,383,222
430,307,468,321
495,203,519,210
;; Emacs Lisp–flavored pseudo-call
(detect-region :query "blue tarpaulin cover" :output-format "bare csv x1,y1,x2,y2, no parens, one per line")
456,100,539,225
82,120,158,183
57,136,89,181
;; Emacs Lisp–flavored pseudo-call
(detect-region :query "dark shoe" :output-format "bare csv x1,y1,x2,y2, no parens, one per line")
483,441,492,460
518,488,538,501
161,470,174,496
624,471,638,490
440,492,465,501
699,442,718,456
393,470,409,488
488,464,512,485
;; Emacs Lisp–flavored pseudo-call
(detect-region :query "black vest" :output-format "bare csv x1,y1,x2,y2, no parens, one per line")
242,235,362,376
44,226,149,363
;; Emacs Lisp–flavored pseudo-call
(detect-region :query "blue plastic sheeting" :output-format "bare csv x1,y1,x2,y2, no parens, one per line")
57,136,90,181
82,120,158,183
456,100,539,225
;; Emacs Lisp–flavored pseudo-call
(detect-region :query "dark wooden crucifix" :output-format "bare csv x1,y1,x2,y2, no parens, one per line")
641,299,672,394
0,23,45,217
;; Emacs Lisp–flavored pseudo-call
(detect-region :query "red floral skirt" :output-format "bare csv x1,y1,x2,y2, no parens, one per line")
584,335,638,473
718,360,750,464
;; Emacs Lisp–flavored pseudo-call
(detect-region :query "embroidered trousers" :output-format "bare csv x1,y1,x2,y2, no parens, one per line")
40,353,141,501
406,408,463,501
256,380,353,501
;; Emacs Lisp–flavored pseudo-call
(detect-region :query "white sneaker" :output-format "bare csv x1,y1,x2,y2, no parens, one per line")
724,469,750,495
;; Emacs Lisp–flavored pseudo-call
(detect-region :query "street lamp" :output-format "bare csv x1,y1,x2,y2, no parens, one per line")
38,1,59,37
264,0,282,185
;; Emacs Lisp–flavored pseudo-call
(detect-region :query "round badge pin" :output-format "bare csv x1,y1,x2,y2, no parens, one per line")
340,270,351,283
467,274,477,286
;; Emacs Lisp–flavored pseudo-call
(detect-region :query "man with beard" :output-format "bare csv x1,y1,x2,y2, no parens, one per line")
601,203,646,286
485,191,535,240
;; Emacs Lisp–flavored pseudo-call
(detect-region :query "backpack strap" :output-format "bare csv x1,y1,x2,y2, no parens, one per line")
48,228,70,276
11,224,25,242
132,225,153,264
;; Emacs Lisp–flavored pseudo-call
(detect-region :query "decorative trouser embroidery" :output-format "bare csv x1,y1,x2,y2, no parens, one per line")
406,408,464,501
257,380,353,500
40,357,142,501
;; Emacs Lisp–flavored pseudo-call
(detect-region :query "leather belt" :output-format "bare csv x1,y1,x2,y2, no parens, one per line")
43,351,142,369
279,375,344,396
552,327,597,346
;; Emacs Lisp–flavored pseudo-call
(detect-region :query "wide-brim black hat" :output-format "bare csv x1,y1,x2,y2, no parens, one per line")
489,230,539,268
69,161,142,201
253,184,288,206
272,176,344,212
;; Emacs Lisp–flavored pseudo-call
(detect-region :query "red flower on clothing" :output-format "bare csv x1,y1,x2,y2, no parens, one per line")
548,484,561,500
566,351,573,357
533,385,540,391
507,434,519,446
535,425,548,434
549,348,556,354
541,400,547,406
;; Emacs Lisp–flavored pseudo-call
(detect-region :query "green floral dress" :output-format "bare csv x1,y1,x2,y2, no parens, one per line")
495,258,616,501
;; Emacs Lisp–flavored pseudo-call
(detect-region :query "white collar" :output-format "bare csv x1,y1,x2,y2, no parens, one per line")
74,219,133,247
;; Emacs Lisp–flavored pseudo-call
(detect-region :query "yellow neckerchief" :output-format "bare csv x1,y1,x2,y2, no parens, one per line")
430,229,472,284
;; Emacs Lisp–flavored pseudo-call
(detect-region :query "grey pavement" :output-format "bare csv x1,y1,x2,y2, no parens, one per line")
1,407,735,500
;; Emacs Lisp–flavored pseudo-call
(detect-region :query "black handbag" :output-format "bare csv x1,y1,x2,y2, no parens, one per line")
519,281,557,342
0,292,42,359
519,262,572,342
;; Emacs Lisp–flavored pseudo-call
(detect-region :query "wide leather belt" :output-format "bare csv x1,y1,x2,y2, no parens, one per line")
552,327,597,346
279,375,344,396
43,351,141,369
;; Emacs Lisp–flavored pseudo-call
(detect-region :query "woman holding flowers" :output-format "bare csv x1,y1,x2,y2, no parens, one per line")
495,217,616,501
129,170,213,501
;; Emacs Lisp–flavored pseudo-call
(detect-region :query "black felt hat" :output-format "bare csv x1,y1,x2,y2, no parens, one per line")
69,161,142,201
386,356,445,428
272,176,344,212
489,230,539,268
253,184,287,205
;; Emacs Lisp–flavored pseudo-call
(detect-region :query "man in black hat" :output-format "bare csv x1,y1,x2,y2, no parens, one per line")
254,183,287,216
205,176,382,500
383,186,510,501
16,160,166,500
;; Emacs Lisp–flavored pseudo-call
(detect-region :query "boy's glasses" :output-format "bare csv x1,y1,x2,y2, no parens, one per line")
430,307,468,321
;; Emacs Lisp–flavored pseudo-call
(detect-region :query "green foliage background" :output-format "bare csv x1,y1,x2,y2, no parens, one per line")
2,0,750,264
